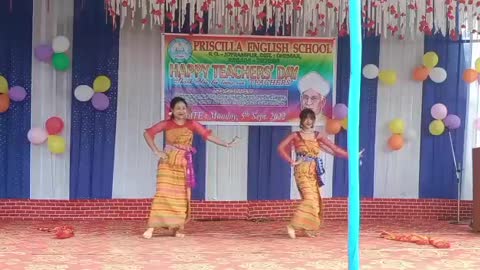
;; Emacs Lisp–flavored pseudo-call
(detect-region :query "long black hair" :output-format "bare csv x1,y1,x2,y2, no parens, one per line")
299,108,316,129
169,96,188,119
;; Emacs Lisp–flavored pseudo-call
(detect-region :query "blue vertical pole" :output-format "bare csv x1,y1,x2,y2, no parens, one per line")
347,0,362,269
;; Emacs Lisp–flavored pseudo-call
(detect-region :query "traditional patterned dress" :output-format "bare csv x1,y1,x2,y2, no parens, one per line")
145,119,211,230
278,131,347,233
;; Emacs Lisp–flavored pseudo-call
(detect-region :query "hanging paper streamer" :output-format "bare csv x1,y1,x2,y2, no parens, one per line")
103,0,475,40
348,0,361,269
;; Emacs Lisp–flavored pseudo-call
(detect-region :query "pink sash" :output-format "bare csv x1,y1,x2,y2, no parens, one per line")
164,144,197,188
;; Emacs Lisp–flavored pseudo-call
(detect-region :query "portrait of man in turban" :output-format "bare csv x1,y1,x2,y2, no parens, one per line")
290,71,331,123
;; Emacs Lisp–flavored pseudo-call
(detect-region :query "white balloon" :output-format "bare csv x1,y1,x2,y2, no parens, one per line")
429,67,447,83
404,129,417,142
74,85,94,102
52,36,70,53
362,64,379,79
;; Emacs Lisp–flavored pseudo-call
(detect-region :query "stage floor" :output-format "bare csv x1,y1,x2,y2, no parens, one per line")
0,219,479,270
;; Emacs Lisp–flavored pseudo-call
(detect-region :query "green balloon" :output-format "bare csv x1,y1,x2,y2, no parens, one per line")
52,53,70,71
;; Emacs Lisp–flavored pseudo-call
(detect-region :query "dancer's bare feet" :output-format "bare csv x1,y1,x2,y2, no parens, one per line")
305,231,317,238
287,225,296,239
143,228,154,239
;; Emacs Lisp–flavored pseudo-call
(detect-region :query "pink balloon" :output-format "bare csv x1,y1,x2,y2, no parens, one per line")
27,127,48,145
431,103,447,120
333,103,348,119
475,118,480,130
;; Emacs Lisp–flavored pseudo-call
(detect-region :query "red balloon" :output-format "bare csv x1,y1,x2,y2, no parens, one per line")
45,116,64,135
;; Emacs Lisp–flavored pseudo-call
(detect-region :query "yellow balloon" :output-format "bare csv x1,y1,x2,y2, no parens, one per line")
48,135,66,154
378,70,397,85
475,58,480,73
341,117,348,130
0,75,8,94
423,51,439,68
429,120,445,136
93,75,111,93
389,119,405,134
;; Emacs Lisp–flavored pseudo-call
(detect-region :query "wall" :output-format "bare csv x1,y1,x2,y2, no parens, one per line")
0,198,472,221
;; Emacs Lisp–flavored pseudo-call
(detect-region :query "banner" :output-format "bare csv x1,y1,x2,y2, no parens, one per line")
163,34,335,125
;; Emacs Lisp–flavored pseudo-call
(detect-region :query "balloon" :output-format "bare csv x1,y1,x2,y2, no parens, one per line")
463,69,478,83
378,70,397,85
52,53,70,71
45,116,64,135
412,66,430,81
362,64,379,79
476,58,480,73
444,114,461,130
47,135,66,154
341,118,348,130
34,44,54,62
27,128,48,145
423,51,439,68
430,103,448,120
93,76,111,93
52,36,70,53
389,119,405,134
429,67,447,83
91,93,110,111
404,129,417,142
0,75,8,94
0,94,10,113
74,85,94,102
429,120,445,136
388,134,404,151
475,118,480,130
326,119,342,135
8,86,27,102
333,103,348,119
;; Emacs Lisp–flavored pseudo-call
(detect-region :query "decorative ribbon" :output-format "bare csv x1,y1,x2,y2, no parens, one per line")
296,153,326,187
165,144,197,188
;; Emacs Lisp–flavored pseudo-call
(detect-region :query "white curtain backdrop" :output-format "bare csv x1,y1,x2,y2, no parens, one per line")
112,12,163,198
30,0,74,199
205,125,249,201
462,42,480,200
374,39,424,198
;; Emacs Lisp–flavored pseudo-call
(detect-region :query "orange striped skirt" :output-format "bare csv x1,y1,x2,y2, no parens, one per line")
290,161,323,232
147,157,190,230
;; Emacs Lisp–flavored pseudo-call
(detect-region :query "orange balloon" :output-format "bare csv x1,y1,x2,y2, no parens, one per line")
0,94,10,113
326,119,342,135
463,69,478,83
412,66,430,81
388,134,404,151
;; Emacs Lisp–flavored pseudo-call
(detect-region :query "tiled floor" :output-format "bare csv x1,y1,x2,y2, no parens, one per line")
0,219,479,269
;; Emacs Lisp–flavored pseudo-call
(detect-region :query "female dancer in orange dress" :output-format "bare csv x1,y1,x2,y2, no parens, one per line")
278,108,356,239
142,97,237,239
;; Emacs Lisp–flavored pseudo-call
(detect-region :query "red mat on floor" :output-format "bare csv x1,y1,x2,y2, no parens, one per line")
0,220,479,269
